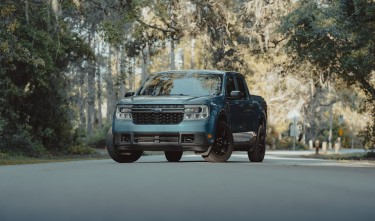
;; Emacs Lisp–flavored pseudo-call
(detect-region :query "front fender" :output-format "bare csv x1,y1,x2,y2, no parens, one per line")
208,97,231,139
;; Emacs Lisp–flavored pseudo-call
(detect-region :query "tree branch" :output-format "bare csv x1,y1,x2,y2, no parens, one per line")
136,18,175,34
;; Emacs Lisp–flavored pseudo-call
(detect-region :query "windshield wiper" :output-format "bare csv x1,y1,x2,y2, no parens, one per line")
169,94,190,96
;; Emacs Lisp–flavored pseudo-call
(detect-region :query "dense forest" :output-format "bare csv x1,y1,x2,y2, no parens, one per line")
0,0,374,156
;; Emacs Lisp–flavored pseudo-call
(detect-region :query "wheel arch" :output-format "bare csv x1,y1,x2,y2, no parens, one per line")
258,110,267,128
211,109,231,140
214,109,230,127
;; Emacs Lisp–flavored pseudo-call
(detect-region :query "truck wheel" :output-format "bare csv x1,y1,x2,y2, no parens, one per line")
248,123,266,162
203,121,233,162
106,128,143,163
165,151,183,162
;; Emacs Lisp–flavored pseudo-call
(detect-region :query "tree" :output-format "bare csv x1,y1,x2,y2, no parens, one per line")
280,0,375,148
0,0,92,155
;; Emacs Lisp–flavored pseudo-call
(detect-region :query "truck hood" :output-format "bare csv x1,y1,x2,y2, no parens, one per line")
118,95,214,105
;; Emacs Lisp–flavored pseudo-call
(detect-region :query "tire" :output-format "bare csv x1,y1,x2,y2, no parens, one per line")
106,128,143,163
165,151,183,162
248,123,266,162
203,121,233,162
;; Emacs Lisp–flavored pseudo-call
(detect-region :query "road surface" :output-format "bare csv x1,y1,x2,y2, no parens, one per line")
1,150,374,221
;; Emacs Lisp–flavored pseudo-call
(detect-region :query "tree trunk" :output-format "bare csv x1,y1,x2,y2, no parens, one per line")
24,0,29,24
141,51,146,83
146,43,150,75
132,55,136,91
86,31,96,136
170,39,176,69
94,34,103,129
190,38,195,69
87,74,95,136
179,48,184,69
106,44,117,124
78,67,86,131
119,45,127,98
51,0,60,18
97,57,103,129
141,43,149,82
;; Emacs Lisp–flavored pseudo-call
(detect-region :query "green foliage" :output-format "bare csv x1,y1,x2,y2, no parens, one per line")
96,0,142,44
280,0,375,146
66,145,96,156
276,137,309,150
360,123,375,149
86,125,111,148
6,126,46,157
265,124,278,147
0,150,7,159
0,1,91,156
195,1,248,72
73,125,110,149
266,125,309,150
282,0,375,76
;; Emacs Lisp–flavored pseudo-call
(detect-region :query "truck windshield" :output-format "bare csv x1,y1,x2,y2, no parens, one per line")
138,73,223,96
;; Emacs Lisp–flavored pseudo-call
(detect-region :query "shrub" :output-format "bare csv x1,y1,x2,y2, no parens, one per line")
265,124,279,149
66,145,96,155
276,137,309,150
1,126,47,157
86,125,111,149
0,150,7,159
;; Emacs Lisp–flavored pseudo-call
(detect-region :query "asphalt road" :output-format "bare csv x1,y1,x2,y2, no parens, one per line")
1,151,375,221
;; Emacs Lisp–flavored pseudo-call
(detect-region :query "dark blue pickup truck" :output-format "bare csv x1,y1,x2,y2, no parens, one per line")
106,70,267,163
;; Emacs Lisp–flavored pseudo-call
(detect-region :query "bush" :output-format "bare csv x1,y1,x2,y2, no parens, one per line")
359,123,375,150
276,137,309,150
265,124,279,149
0,150,7,159
86,125,111,149
66,145,96,155
1,126,47,157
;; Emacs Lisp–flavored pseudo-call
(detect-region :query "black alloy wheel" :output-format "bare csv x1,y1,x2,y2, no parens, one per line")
106,128,143,163
203,121,233,162
248,123,266,162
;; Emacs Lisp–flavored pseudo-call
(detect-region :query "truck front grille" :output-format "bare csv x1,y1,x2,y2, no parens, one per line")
131,104,184,125
132,113,184,125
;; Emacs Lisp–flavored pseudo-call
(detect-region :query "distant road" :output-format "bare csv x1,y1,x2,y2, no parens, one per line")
1,150,374,221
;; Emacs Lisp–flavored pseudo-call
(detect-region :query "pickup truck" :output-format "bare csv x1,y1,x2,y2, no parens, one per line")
106,70,267,163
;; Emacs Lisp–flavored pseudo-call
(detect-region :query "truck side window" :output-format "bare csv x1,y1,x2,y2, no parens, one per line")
226,76,236,98
236,77,248,99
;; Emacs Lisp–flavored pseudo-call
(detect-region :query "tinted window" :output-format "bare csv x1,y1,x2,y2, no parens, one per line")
138,73,222,96
226,76,236,98
236,77,248,99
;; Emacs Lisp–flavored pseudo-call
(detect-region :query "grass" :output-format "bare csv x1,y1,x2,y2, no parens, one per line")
0,149,109,166
305,152,375,162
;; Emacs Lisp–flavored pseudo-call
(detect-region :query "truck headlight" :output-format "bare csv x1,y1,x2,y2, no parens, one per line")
116,105,132,120
184,105,209,120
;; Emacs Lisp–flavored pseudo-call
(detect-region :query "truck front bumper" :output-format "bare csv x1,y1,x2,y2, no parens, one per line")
112,120,214,152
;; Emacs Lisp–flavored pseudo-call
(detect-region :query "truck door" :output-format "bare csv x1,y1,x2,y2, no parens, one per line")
235,77,258,133
226,75,256,142
226,75,241,132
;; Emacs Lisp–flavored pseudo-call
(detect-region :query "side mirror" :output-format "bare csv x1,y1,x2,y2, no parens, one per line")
230,91,242,99
125,92,135,97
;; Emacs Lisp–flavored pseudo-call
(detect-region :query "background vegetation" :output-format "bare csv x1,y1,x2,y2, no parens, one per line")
0,0,374,157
